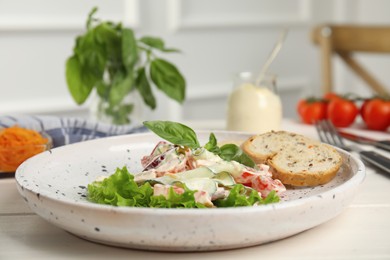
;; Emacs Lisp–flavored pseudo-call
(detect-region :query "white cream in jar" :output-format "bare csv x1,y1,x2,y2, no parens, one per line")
226,73,282,133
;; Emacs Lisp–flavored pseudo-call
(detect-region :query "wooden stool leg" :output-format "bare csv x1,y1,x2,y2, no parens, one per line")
319,27,333,94
338,52,390,96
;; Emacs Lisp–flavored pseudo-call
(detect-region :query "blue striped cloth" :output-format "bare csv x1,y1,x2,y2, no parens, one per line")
0,115,147,148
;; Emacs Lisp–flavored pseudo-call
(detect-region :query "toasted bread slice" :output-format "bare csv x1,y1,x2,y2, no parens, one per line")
242,131,343,187
241,131,312,164
267,142,342,186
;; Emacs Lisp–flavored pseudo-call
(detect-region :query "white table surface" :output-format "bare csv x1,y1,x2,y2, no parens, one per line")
1,119,390,259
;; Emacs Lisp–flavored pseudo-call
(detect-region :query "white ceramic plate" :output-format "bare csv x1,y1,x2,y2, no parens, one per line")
15,131,365,252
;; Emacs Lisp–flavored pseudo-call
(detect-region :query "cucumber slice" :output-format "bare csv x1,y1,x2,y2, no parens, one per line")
146,167,232,195
134,170,158,184
153,174,179,185
213,171,235,186
181,178,218,195
207,162,244,178
175,167,215,179
153,167,215,185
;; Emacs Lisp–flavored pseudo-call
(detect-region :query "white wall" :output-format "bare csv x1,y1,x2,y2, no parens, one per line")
0,0,389,123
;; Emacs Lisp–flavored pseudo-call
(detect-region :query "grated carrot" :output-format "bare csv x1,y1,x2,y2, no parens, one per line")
0,126,50,172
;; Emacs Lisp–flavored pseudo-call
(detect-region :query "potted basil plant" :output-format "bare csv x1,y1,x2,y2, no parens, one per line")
65,7,186,125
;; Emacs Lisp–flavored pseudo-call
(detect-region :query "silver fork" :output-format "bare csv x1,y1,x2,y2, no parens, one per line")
315,120,390,175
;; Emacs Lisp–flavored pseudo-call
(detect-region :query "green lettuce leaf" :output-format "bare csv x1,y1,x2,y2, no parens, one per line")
214,185,279,207
87,167,205,208
87,167,153,207
88,167,279,208
149,187,206,208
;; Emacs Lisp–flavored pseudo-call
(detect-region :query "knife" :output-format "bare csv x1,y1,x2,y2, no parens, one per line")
338,130,390,152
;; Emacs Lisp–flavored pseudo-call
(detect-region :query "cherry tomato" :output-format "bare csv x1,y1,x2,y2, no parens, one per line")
327,98,359,127
360,99,371,121
361,98,390,131
323,92,340,102
297,99,327,124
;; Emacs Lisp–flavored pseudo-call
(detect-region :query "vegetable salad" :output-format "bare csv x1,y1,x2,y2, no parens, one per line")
87,121,285,208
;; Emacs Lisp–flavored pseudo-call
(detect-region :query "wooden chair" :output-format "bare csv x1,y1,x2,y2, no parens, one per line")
311,24,390,96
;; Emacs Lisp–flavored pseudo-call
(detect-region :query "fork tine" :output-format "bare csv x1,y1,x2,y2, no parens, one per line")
315,119,349,150
315,120,334,145
314,120,327,143
322,120,340,146
323,120,346,148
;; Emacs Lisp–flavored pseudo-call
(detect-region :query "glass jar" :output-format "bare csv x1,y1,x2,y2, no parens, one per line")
226,72,282,133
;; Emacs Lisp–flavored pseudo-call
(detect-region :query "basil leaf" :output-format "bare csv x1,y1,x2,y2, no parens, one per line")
122,28,138,72
86,7,98,30
162,48,181,53
150,59,185,103
95,22,121,61
219,144,256,168
135,67,156,109
75,31,106,87
143,121,200,149
139,36,180,53
109,71,134,106
204,133,220,154
80,63,101,89
66,55,93,104
140,36,164,50
219,144,239,161
96,81,109,99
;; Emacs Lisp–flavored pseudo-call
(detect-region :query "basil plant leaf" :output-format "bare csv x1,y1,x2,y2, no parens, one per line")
75,31,106,88
109,71,134,106
161,48,181,53
143,121,200,149
65,7,187,123
94,22,121,62
96,81,109,99
139,36,164,50
150,58,186,103
86,7,98,30
139,36,181,53
135,67,156,109
122,28,138,72
66,55,93,105
219,144,256,168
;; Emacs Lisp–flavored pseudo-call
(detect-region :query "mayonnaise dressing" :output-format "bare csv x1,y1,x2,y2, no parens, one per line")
226,82,282,133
